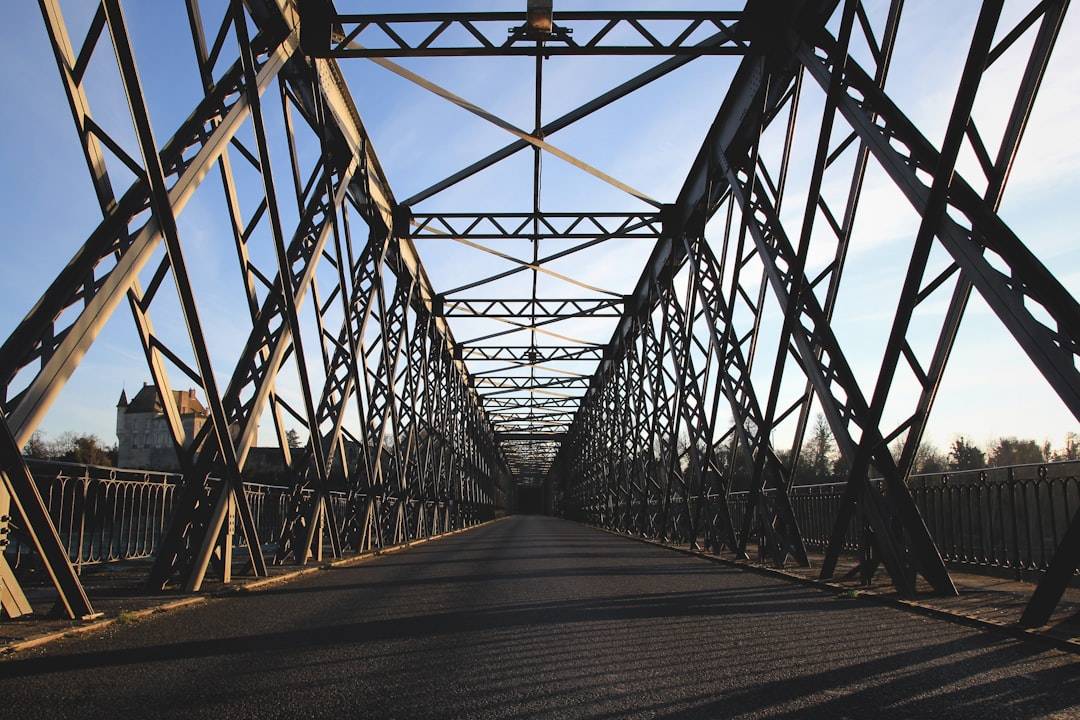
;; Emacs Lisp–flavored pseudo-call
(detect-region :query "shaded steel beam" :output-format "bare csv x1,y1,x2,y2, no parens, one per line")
410,213,662,241
497,433,564,442
490,412,575,423
442,298,622,319
323,11,747,58
150,0,389,590
0,416,95,619
591,0,818,395
187,0,298,475
493,421,573,431
275,233,387,565
820,0,1003,587
684,235,804,564
800,22,1080,432
462,346,603,362
721,153,957,597
797,3,1079,603
3,0,296,605
0,23,295,447
474,376,590,390
654,273,729,550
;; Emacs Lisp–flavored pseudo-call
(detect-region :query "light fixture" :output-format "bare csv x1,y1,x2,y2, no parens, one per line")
526,0,553,37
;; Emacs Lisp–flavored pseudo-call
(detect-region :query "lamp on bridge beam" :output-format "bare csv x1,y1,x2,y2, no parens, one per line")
527,0,554,37
511,0,571,44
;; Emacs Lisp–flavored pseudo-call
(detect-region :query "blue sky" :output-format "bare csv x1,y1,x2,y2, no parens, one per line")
1,0,1077,460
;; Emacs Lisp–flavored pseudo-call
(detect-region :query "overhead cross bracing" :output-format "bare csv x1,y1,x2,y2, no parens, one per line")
1,0,1079,631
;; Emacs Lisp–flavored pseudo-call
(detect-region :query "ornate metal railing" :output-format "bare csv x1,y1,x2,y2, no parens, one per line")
3,460,347,574
731,461,1080,580
7,459,1078,585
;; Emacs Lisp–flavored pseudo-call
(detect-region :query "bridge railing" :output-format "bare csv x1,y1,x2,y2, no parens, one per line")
8,459,1078,583
3,460,347,574
730,460,1080,579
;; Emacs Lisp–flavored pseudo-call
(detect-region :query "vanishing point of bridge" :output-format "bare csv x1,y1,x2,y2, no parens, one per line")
2,0,1080,696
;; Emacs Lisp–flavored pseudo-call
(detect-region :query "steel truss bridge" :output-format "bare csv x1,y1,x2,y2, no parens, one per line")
1,0,1078,634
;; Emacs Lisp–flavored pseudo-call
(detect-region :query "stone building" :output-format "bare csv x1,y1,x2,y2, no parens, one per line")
114,383,360,483
116,384,208,471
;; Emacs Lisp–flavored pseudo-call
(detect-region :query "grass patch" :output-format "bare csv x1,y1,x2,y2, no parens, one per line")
837,588,862,600
115,611,140,625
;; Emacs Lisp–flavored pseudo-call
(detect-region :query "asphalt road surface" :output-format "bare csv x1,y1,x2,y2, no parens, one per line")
1,515,1077,719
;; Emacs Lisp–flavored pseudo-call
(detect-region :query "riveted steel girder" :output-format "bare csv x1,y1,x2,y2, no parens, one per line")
410,213,662,241
313,11,748,58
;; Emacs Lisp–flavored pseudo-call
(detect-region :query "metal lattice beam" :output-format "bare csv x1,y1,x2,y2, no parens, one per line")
319,11,748,58
4,0,1078,627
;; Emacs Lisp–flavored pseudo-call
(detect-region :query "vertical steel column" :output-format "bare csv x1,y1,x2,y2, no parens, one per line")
683,234,803,563
625,316,653,536
0,417,94,619
184,0,298,466
790,1,1078,603
340,268,415,549
276,233,387,564
720,154,955,596
823,0,1005,584
396,300,435,540
655,270,721,549
147,141,361,591
2,2,298,612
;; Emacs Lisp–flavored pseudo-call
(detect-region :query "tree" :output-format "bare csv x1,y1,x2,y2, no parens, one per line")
913,442,947,474
286,429,302,448
63,434,116,466
798,414,836,484
1053,432,1080,461
29,431,118,466
948,436,985,471
988,436,1045,467
22,430,50,459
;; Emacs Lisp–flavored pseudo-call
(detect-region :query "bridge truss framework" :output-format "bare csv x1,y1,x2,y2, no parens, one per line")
1,0,1077,630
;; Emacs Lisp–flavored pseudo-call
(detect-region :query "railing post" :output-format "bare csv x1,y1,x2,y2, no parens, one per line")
1008,466,1023,582
219,493,236,585
313,502,325,563
75,469,89,575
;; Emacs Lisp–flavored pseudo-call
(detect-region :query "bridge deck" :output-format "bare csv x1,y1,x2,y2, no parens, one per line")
2,516,1078,719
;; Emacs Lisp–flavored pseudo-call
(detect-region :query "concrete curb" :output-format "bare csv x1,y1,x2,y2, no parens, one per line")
1,518,504,655
3,596,207,654
586,523,1080,656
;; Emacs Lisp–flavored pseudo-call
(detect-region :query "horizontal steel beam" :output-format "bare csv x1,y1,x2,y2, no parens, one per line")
461,345,604,362
483,396,580,408
497,433,565,443
320,12,747,57
411,213,662,240
474,376,590,389
442,298,623,319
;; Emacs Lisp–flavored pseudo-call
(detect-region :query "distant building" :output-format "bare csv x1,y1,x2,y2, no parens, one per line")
116,384,208,471
114,383,357,483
